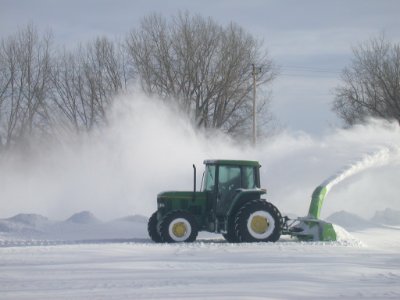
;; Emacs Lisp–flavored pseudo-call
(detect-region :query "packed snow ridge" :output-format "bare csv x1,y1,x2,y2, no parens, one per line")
0,211,148,241
7,213,49,226
326,211,376,230
65,211,101,224
326,208,400,230
0,209,398,245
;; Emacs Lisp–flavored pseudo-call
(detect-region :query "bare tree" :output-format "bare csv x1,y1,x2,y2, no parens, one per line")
333,35,400,126
125,12,277,136
50,37,129,133
0,25,53,150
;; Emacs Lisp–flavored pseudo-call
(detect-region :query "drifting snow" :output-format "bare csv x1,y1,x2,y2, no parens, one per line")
114,214,148,223
1,94,400,222
320,147,397,194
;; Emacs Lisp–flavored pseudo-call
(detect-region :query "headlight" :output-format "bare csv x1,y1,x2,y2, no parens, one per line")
158,202,165,208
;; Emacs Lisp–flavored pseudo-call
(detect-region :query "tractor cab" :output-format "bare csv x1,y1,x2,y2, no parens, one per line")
203,160,261,217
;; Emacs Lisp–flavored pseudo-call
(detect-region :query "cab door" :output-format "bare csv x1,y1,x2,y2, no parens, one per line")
216,165,242,216
203,164,217,220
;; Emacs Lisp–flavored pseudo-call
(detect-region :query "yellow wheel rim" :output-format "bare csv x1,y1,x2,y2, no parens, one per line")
250,215,269,234
172,222,187,238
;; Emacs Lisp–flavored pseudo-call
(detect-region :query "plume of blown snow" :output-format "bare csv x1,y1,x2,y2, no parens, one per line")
0,91,399,221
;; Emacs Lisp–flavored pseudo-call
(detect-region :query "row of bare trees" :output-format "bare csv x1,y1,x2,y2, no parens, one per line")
0,13,276,152
0,26,130,151
4,14,394,153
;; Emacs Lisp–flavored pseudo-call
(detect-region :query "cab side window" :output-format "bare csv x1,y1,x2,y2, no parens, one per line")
242,167,256,189
216,165,241,215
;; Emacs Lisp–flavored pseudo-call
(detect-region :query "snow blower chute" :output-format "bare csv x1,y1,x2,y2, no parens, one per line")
283,147,393,241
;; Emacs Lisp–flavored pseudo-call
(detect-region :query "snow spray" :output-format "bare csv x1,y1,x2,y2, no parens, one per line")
308,146,400,219
287,145,400,242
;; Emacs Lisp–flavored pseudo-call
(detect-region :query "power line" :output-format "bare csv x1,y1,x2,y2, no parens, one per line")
278,65,342,78
280,73,340,78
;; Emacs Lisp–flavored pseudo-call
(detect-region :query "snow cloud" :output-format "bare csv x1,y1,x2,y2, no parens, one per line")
0,91,399,220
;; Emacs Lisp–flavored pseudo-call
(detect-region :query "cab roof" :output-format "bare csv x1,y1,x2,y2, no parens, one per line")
203,159,261,167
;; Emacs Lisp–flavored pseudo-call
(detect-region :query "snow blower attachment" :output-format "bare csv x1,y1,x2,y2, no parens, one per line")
283,148,394,242
283,185,337,241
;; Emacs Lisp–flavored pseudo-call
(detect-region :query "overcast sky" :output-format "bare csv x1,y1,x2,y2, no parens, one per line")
1,0,399,135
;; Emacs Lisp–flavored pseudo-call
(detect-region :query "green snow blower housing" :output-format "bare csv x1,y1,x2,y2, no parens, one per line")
283,185,337,241
148,159,338,243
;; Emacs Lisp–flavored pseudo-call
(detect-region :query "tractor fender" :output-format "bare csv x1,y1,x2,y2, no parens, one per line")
227,188,267,217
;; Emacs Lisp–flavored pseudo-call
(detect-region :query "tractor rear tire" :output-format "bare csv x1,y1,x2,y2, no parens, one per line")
235,200,282,243
148,211,162,243
159,210,198,243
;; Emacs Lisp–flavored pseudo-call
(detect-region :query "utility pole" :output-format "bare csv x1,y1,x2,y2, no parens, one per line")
252,64,261,146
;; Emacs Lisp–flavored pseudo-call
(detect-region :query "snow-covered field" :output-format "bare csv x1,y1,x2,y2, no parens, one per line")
1,97,400,299
1,211,399,299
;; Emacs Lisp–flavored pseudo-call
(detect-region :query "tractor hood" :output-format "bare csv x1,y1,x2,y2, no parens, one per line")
157,191,196,200
156,191,207,214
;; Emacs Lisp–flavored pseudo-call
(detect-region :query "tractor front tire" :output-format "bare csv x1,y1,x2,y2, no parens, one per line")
159,210,198,243
148,211,162,243
222,231,239,243
235,200,282,243
223,215,240,243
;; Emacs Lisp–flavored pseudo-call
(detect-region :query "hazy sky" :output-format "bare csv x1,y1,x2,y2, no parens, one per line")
1,0,399,135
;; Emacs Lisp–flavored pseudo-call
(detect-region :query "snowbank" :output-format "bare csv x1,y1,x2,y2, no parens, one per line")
326,210,375,231
0,211,148,241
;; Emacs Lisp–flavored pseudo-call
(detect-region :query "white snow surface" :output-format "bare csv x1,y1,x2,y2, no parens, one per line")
1,214,400,299
1,98,400,298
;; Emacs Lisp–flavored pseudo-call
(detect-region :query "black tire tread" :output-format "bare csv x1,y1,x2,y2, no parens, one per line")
223,214,240,243
148,211,162,243
235,200,282,243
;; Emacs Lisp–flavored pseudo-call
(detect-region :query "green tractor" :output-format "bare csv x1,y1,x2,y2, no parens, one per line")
148,160,283,243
